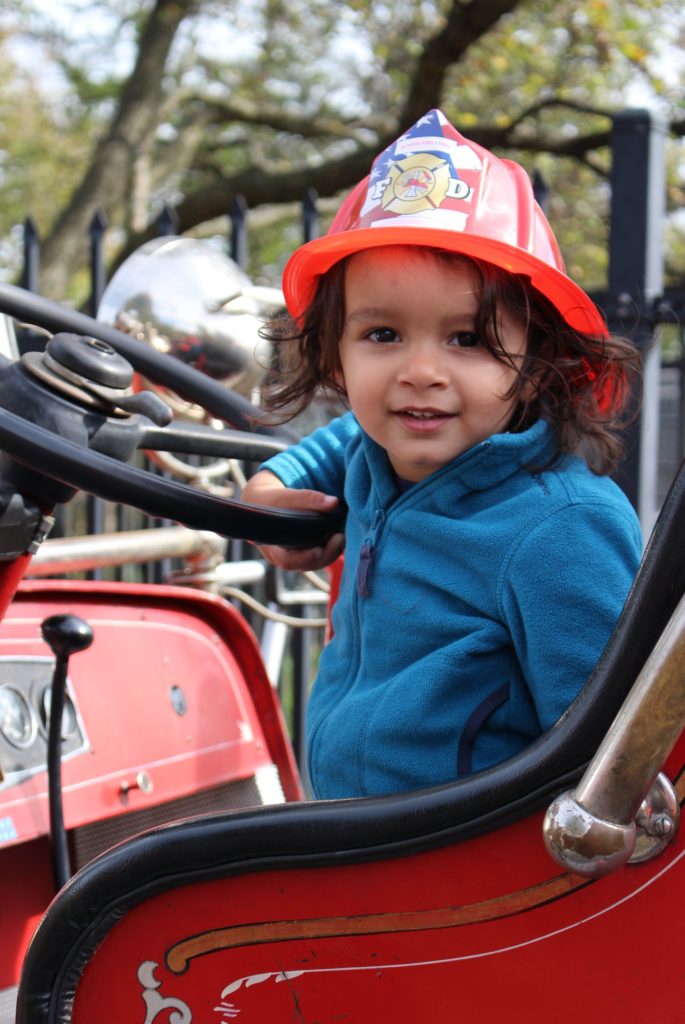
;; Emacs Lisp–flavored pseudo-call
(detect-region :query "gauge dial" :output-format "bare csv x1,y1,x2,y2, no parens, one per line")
0,686,35,748
41,687,77,738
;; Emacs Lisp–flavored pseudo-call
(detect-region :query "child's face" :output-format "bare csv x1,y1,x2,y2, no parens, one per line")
338,246,528,483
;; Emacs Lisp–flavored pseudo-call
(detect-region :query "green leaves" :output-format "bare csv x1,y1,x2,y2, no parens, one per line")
1,0,684,296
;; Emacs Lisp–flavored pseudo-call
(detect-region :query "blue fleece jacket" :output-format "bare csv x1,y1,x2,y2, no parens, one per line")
262,413,642,799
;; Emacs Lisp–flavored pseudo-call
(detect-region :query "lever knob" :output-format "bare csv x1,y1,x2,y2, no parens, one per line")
41,614,94,659
47,334,134,389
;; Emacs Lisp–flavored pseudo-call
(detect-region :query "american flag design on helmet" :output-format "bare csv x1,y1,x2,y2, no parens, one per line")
360,110,482,234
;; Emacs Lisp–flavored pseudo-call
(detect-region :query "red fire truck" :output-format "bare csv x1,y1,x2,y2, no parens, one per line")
0,283,681,1024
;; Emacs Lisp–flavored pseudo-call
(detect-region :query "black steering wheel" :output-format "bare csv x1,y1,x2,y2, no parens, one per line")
0,284,344,547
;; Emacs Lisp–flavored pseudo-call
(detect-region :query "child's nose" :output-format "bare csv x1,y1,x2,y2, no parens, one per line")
398,344,449,388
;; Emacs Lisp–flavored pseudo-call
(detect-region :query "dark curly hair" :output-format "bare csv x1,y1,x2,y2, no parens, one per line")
260,248,641,475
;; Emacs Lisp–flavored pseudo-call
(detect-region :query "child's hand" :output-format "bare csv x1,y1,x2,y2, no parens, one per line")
241,470,345,570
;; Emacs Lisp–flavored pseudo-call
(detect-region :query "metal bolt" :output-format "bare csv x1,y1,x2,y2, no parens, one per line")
645,814,674,838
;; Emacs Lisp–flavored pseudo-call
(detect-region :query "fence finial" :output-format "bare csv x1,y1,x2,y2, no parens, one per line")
229,195,248,268
89,209,108,315
302,188,320,243
532,170,549,214
156,204,180,236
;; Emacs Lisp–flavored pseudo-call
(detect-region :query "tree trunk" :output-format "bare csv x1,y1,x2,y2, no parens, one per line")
38,0,197,299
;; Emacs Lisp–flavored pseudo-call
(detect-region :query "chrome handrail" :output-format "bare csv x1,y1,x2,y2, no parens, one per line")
544,592,685,877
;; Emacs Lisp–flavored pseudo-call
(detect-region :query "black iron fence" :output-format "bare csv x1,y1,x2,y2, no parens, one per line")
20,189,323,313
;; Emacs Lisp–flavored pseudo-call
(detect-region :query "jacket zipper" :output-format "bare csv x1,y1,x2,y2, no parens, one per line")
310,505,386,780
356,508,385,597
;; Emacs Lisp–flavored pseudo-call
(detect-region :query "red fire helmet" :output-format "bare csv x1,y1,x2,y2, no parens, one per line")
282,109,607,338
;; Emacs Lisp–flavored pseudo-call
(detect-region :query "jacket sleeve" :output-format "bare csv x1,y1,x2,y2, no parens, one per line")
497,499,643,731
259,411,360,497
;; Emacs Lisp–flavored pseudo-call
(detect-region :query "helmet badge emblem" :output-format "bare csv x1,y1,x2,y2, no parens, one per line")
370,152,472,214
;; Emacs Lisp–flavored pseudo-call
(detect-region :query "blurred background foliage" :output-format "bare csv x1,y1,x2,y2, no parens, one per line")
0,0,682,302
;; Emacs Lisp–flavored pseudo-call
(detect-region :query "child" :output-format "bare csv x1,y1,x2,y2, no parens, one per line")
242,109,643,800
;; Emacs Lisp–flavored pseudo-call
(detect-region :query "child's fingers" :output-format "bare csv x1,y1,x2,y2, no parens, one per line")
257,531,345,571
263,488,339,512
240,478,341,568
320,531,345,565
257,544,325,571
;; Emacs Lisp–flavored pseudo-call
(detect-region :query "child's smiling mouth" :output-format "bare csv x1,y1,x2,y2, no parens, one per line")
394,408,456,431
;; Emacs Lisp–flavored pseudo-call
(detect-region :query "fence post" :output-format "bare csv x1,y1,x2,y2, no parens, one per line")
607,109,666,533
291,609,312,776
229,195,248,268
302,188,320,242
88,209,108,317
86,208,110,562
21,217,40,292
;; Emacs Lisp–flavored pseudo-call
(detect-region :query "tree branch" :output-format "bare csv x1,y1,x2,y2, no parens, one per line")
113,117,616,271
197,95,382,144
401,0,522,126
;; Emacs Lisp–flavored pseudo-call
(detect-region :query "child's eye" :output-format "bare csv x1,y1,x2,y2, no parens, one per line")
449,331,480,348
366,327,399,344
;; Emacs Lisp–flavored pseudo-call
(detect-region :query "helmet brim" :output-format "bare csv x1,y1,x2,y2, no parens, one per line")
283,226,608,338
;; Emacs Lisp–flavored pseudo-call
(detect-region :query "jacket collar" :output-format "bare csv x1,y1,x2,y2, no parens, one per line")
360,419,558,504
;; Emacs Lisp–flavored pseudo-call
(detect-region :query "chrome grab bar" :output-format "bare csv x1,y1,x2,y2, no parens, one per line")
543,592,685,877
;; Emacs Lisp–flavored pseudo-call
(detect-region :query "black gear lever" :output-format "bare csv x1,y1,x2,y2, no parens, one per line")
41,614,94,890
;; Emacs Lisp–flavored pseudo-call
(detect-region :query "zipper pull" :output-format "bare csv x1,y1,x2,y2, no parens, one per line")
357,509,385,597
356,542,374,597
